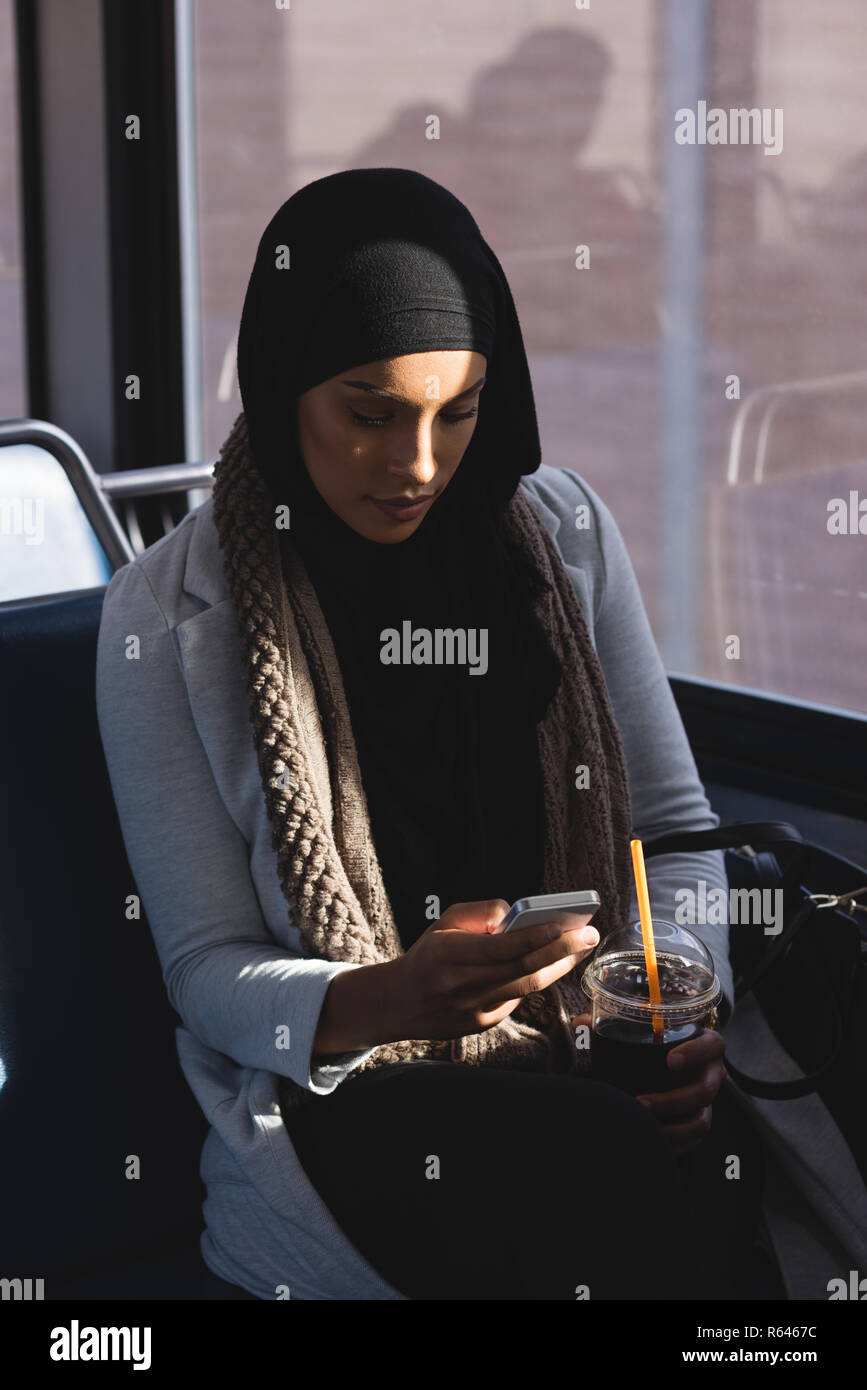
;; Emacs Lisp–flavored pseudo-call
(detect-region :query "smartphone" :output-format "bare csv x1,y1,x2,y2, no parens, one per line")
494,890,601,934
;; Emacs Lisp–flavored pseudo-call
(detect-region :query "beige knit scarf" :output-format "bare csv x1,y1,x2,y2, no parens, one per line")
211,412,634,1110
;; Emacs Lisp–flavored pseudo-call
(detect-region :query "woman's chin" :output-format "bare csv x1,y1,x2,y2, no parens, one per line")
344,500,430,541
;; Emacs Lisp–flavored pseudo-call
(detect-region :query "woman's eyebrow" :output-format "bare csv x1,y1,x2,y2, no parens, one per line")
339,376,486,405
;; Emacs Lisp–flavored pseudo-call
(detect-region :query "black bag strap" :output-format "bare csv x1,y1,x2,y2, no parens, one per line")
638,822,847,1100
641,820,805,857
642,819,809,999
723,1038,843,1099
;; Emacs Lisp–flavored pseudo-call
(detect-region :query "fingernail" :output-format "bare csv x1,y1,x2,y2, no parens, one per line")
582,930,599,947
668,1052,685,1069
636,1097,653,1109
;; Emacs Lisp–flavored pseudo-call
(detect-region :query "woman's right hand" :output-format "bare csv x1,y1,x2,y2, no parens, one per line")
387,898,600,1043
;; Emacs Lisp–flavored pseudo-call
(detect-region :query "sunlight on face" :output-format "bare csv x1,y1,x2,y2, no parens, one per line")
294,350,486,541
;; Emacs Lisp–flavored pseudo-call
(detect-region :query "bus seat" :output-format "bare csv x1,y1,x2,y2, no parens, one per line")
0,587,232,1299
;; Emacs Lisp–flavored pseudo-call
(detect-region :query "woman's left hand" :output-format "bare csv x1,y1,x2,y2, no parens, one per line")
571,1013,727,1158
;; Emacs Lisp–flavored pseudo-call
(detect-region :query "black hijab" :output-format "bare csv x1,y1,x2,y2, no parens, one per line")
237,168,562,947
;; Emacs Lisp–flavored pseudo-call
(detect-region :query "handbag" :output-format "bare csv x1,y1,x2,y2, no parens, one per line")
642,821,867,1181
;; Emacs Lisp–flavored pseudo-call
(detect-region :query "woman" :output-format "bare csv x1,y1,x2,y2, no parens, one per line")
96,168,754,1301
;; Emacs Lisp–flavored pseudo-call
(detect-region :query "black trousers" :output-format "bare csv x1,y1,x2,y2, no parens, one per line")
282,1060,770,1301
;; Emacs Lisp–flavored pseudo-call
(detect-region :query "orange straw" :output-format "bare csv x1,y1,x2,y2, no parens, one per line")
630,838,664,1041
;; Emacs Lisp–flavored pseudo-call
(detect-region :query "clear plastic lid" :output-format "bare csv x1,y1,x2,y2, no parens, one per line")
581,919,721,1023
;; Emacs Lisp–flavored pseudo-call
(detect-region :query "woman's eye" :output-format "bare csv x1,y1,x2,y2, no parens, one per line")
348,406,478,428
349,408,391,427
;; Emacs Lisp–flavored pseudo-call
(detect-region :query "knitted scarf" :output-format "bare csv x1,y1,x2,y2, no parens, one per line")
211,410,635,1112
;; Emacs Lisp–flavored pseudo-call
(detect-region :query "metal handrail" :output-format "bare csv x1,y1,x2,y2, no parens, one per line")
99,462,215,497
0,418,214,570
726,368,867,485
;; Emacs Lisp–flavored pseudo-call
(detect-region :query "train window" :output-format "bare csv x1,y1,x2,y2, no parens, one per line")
190,0,867,715
0,0,26,418
0,442,111,601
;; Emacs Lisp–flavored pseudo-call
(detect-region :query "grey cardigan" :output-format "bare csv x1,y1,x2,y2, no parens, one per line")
95,464,735,1300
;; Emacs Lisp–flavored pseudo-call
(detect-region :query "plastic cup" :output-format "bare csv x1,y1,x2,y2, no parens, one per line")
580,919,721,1096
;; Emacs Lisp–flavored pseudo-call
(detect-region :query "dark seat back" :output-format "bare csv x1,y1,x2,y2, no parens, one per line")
0,589,208,1284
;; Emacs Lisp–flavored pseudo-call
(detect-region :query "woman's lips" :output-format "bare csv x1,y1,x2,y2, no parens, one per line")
368,495,431,521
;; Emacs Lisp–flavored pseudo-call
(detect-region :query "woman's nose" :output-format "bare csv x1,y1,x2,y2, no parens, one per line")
386,421,438,485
